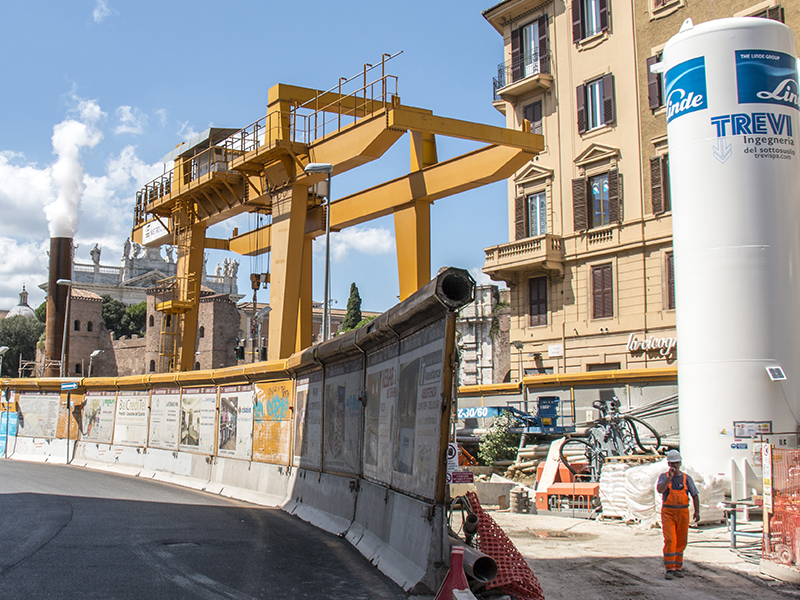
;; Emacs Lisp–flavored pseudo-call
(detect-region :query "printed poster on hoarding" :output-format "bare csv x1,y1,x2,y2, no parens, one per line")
253,380,293,464
148,388,180,450
323,357,363,475
81,391,116,444
0,412,18,456
113,390,149,447
17,391,60,439
293,371,322,469
217,385,253,460
180,387,217,454
392,318,446,500
363,342,399,485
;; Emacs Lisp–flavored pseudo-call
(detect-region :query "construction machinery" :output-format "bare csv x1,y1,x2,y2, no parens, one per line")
132,54,543,372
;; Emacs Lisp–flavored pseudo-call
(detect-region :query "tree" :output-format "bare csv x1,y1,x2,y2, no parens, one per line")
0,315,45,377
477,410,522,465
123,301,147,335
35,301,46,324
101,296,146,339
341,283,363,331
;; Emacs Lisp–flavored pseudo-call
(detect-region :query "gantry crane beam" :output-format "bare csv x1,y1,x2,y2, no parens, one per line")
132,61,544,370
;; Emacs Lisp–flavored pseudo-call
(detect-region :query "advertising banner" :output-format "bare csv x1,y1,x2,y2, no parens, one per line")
113,390,149,447
81,391,116,444
217,385,254,460
253,380,293,465
0,412,18,456
323,357,363,475
293,370,322,469
363,342,399,484
17,391,60,438
148,388,180,450
392,318,446,500
180,387,218,454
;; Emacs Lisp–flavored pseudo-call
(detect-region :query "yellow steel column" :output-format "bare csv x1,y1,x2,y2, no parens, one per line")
176,219,206,372
394,200,431,301
268,183,308,360
295,235,313,353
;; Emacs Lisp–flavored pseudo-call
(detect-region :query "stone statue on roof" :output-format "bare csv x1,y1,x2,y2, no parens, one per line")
90,244,101,265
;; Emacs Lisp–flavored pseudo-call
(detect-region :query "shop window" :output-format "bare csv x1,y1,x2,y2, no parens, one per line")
572,0,609,42
87,321,93,332
529,276,548,327
523,100,543,135
74,320,80,331
650,153,670,214
572,169,620,231
588,364,621,372
577,74,615,134
646,53,664,110
666,252,675,310
592,263,614,319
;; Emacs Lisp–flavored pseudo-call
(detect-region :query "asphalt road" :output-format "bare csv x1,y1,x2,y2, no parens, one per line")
0,460,406,600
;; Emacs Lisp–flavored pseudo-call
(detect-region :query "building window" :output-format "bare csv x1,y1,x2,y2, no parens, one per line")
572,169,619,231
577,74,615,134
646,53,664,110
149,360,156,372
666,252,675,310
592,263,613,319
751,5,784,21
510,16,550,83
149,315,155,327
650,154,670,214
75,363,82,374
87,321,93,332
195,362,201,370
527,191,547,237
588,363,621,372
74,320,80,331
523,101,543,135
199,326,205,339
529,276,548,326
572,0,609,43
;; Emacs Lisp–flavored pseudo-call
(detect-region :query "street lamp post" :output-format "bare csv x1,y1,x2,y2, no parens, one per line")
88,349,103,378
303,163,334,342
56,279,73,378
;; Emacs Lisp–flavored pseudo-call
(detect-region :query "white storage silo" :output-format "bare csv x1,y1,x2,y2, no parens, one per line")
662,17,800,478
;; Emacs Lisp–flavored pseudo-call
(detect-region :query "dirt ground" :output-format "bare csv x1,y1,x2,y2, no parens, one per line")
484,510,800,600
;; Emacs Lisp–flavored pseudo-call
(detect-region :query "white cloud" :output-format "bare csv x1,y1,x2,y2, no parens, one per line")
114,106,147,135
469,266,504,288
177,121,199,141
93,0,111,23
155,108,167,127
328,226,394,262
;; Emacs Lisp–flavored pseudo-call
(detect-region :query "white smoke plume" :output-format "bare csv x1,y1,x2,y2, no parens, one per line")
44,99,105,238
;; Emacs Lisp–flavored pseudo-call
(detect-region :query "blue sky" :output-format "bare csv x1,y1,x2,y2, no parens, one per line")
0,0,508,313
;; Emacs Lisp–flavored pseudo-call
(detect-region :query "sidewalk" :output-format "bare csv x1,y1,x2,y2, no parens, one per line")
487,510,798,600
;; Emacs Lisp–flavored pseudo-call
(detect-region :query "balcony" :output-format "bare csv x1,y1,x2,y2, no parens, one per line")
483,233,564,282
493,50,554,102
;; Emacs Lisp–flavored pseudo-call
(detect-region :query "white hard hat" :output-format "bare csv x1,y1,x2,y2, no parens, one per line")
666,450,682,462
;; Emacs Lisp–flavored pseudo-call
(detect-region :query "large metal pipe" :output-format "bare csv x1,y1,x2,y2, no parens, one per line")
45,237,72,377
448,536,498,583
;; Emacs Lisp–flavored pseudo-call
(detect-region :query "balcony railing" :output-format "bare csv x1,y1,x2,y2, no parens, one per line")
483,233,564,280
493,50,551,101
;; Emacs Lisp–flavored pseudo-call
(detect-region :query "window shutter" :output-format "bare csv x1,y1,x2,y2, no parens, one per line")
767,6,784,22
646,56,662,110
576,84,587,134
538,15,549,74
511,27,523,82
662,154,671,211
602,264,613,317
572,0,583,43
572,177,588,231
532,101,543,135
650,156,663,214
602,73,615,124
666,252,675,310
607,168,620,223
592,266,604,319
530,277,548,326
599,0,609,32
515,195,526,240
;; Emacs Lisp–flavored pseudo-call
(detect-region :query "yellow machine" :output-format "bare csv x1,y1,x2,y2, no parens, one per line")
131,54,543,371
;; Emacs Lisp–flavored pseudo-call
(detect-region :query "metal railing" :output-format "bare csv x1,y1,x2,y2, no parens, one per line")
493,49,551,100
154,275,196,310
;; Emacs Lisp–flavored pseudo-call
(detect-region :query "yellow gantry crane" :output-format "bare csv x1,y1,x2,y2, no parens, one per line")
131,54,543,372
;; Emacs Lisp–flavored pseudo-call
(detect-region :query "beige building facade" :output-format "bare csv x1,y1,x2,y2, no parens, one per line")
482,0,796,382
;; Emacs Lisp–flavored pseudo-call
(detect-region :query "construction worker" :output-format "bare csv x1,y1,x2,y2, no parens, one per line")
656,450,700,580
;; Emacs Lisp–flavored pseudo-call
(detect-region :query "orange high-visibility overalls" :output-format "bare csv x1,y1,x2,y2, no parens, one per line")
662,473,690,572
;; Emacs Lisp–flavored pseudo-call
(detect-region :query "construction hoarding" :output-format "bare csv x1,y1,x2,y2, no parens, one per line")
113,390,149,447
217,385,253,460
253,380,293,464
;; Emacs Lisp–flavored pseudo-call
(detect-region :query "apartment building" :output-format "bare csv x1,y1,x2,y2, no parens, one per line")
481,0,797,387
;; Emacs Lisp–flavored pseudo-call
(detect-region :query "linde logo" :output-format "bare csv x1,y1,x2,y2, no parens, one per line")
736,50,799,111
665,56,708,123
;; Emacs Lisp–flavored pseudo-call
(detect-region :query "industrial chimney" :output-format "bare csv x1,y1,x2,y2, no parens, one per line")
44,237,73,377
